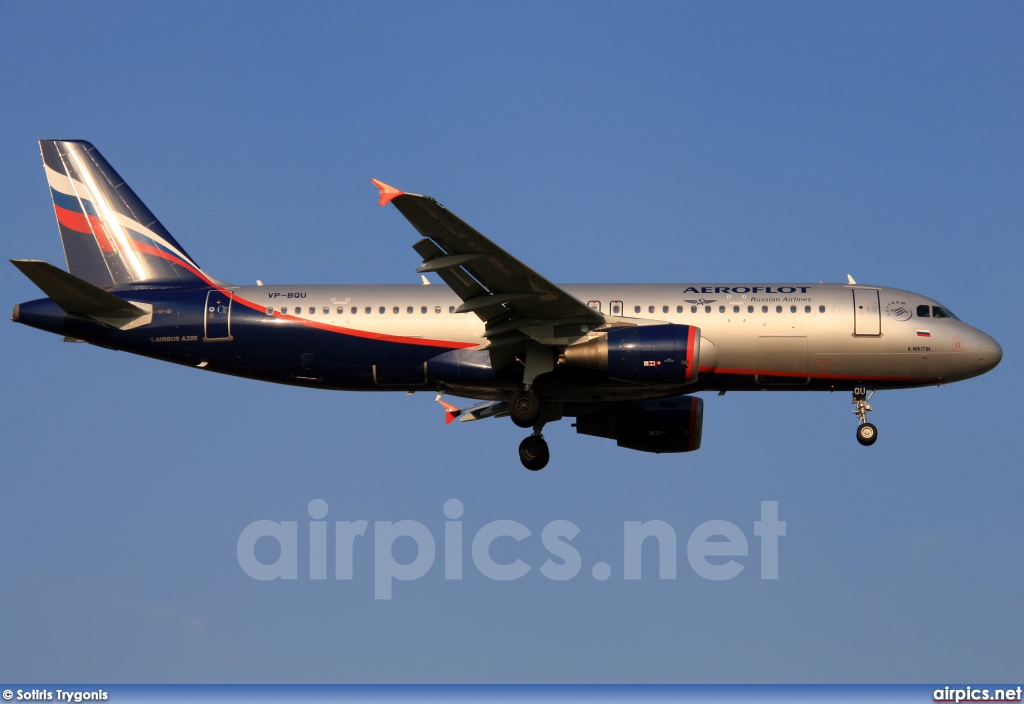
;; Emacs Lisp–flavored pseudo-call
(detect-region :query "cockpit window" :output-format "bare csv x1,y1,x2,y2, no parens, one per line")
916,304,930,318
932,306,960,320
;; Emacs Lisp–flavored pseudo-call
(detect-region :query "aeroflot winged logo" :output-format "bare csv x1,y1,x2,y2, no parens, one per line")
684,298,717,306
885,300,913,321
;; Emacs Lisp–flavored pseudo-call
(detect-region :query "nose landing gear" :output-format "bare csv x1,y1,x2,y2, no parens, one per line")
852,387,878,446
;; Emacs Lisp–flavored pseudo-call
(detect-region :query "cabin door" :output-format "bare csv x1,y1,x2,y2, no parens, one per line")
852,289,881,336
204,290,233,341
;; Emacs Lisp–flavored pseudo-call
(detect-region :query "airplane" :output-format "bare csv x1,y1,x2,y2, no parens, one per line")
12,140,1002,470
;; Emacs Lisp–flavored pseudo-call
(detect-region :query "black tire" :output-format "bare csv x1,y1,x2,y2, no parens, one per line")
519,435,550,471
856,422,878,446
510,390,542,428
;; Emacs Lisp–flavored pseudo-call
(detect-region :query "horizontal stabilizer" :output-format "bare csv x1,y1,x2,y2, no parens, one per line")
11,259,146,319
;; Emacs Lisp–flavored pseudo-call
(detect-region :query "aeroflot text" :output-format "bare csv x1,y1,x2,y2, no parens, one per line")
237,500,786,599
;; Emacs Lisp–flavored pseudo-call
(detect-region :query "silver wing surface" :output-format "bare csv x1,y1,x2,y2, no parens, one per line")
373,180,605,362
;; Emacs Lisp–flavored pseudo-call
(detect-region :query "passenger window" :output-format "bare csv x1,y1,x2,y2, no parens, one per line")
365,307,371,314
407,306,413,314
776,305,782,313
648,305,655,314
676,305,683,313
690,306,697,313
266,307,274,315
662,305,669,314
790,305,796,313
393,306,400,314
435,306,441,314
323,307,329,315
307,307,313,314
762,306,768,313
282,307,288,315
379,306,386,314
337,306,344,314
634,305,641,314
449,306,455,314
719,305,725,313
421,306,428,314
819,305,825,313
733,305,739,313
917,304,930,317
747,305,754,313
705,306,711,313
351,307,357,315
804,305,811,313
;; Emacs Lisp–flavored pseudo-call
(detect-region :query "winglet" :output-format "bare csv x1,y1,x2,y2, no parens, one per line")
436,395,460,424
370,179,404,207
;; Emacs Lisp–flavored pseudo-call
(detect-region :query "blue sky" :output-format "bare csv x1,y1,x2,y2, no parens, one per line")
1,1,1022,683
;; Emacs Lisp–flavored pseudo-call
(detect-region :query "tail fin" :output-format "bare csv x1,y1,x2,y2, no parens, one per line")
39,140,208,289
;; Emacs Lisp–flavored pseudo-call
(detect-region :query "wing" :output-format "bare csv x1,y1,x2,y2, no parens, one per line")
372,180,605,358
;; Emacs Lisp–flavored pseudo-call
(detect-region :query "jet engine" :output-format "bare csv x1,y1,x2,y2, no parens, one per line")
562,324,702,384
574,395,704,453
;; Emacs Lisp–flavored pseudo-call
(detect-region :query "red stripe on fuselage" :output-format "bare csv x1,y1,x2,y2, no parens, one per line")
130,243,477,350
697,365,938,384
264,310,479,349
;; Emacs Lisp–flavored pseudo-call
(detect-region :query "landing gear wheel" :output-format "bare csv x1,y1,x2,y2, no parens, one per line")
851,387,877,446
856,422,878,446
519,435,550,471
510,390,542,428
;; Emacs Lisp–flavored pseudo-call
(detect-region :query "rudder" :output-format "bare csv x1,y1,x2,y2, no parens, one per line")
40,140,207,289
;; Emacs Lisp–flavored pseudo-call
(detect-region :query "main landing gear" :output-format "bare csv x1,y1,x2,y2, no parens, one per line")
514,347,556,470
513,389,549,470
510,389,542,428
519,432,550,471
852,387,878,446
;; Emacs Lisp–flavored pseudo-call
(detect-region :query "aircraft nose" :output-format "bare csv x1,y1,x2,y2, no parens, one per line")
976,331,1002,373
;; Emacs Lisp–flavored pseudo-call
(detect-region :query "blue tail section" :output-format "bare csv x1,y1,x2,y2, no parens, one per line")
40,140,208,289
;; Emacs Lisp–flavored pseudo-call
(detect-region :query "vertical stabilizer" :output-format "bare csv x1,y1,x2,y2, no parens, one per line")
40,140,207,289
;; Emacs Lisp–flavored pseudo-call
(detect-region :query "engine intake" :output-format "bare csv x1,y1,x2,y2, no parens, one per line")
562,324,700,384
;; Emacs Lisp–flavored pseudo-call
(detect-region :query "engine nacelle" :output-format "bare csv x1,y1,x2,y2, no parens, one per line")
574,395,703,453
562,324,700,384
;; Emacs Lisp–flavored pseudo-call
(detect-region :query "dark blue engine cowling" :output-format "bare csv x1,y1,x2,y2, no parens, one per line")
562,324,700,384
574,395,704,453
